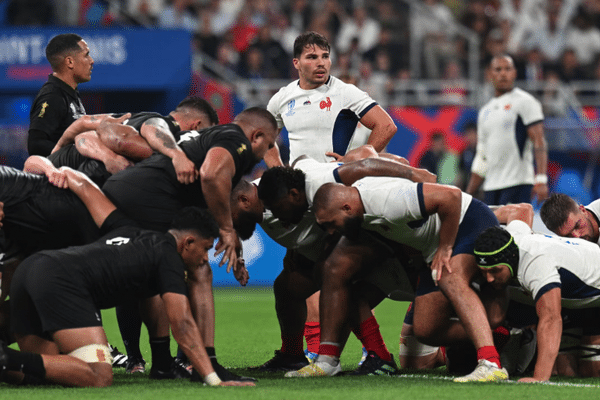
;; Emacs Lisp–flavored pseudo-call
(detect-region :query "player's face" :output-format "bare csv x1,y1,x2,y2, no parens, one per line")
251,127,277,162
293,45,331,90
71,40,94,84
182,236,214,270
316,206,362,239
480,264,511,290
490,57,516,94
556,207,598,242
269,194,307,227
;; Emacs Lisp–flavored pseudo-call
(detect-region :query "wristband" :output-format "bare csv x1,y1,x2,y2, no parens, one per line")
534,174,548,185
204,372,222,386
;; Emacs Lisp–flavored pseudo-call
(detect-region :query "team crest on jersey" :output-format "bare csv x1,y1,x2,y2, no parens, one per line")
504,104,512,110
106,237,130,246
320,97,332,111
38,102,49,118
285,99,296,116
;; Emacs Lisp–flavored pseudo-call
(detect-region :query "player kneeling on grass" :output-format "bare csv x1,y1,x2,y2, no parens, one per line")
0,168,254,387
474,203,600,382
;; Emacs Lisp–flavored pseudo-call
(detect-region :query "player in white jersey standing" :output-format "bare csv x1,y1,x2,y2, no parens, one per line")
261,31,398,364
264,31,397,166
466,55,548,205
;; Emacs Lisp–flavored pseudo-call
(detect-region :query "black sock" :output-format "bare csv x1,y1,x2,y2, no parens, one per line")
5,347,45,379
205,346,216,360
116,303,143,359
175,347,188,363
149,336,172,370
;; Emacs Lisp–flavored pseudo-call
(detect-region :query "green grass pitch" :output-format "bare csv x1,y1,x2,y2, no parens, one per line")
4,286,600,399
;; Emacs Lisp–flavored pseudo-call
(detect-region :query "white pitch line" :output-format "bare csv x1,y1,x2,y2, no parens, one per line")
396,374,600,388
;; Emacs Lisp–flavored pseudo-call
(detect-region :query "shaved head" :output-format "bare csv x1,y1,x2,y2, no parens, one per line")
313,183,364,239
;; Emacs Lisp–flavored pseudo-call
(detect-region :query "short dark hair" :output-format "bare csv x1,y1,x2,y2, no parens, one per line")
170,207,219,239
46,33,83,71
257,167,305,207
176,96,219,125
234,107,277,131
293,31,330,58
540,193,580,232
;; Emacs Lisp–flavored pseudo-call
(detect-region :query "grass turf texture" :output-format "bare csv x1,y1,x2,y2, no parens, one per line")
4,286,600,399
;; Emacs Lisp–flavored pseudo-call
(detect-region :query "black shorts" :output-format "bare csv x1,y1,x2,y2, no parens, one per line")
10,254,102,339
49,145,111,186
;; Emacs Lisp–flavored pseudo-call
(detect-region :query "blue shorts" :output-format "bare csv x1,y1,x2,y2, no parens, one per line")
484,184,533,206
415,198,499,297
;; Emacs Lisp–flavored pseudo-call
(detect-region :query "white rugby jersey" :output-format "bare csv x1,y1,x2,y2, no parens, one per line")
585,198,600,246
507,220,600,308
475,87,544,191
352,177,472,262
294,158,342,206
267,76,377,164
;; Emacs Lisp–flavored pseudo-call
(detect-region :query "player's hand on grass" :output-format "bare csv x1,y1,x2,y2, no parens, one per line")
215,228,238,272
518,377,545,383
430,245,453,285
219,381,256,387
172,152,198,185
104,154,134,175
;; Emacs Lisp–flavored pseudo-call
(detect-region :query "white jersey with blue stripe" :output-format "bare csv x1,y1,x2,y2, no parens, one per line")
267,76,377,164
352,177,473,262
507,220,600,308
475,87,544,191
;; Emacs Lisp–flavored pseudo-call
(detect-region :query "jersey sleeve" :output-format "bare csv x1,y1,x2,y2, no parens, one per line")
267,90,285,129
519,253,561,302
156,243,189,296
343,83,378,118
29,92,68,135
210,133,254,177
472,108,488,176
518,93,544,126
294,158,343,205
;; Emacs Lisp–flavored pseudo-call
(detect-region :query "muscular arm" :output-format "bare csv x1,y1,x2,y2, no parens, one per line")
360,105,397,152
336,157,436,185
51,114,113,153
139,118,197,184
23,155,68,188
422,183,463,282
160,292,218,383
200,147,238,270
62,167,117,228
492,203,534,227
522,288,562,382
527,122,549,202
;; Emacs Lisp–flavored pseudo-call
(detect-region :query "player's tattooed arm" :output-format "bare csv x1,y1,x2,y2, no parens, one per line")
140,118,197,184
51,113,122,153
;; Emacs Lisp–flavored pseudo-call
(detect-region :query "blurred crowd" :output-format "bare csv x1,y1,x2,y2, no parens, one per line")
6,0,600,108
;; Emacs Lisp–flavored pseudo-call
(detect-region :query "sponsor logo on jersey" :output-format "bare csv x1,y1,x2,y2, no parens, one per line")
319,97,332,111
38,102,48,118
303,99,311,106
285,99,296,116
106,237,130,246
70,102,85,119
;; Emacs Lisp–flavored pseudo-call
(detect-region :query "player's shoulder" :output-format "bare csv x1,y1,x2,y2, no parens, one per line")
270,80,301,101
511,87,540,103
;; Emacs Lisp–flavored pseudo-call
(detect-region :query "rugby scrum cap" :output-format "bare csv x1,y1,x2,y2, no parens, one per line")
473,226,519,277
